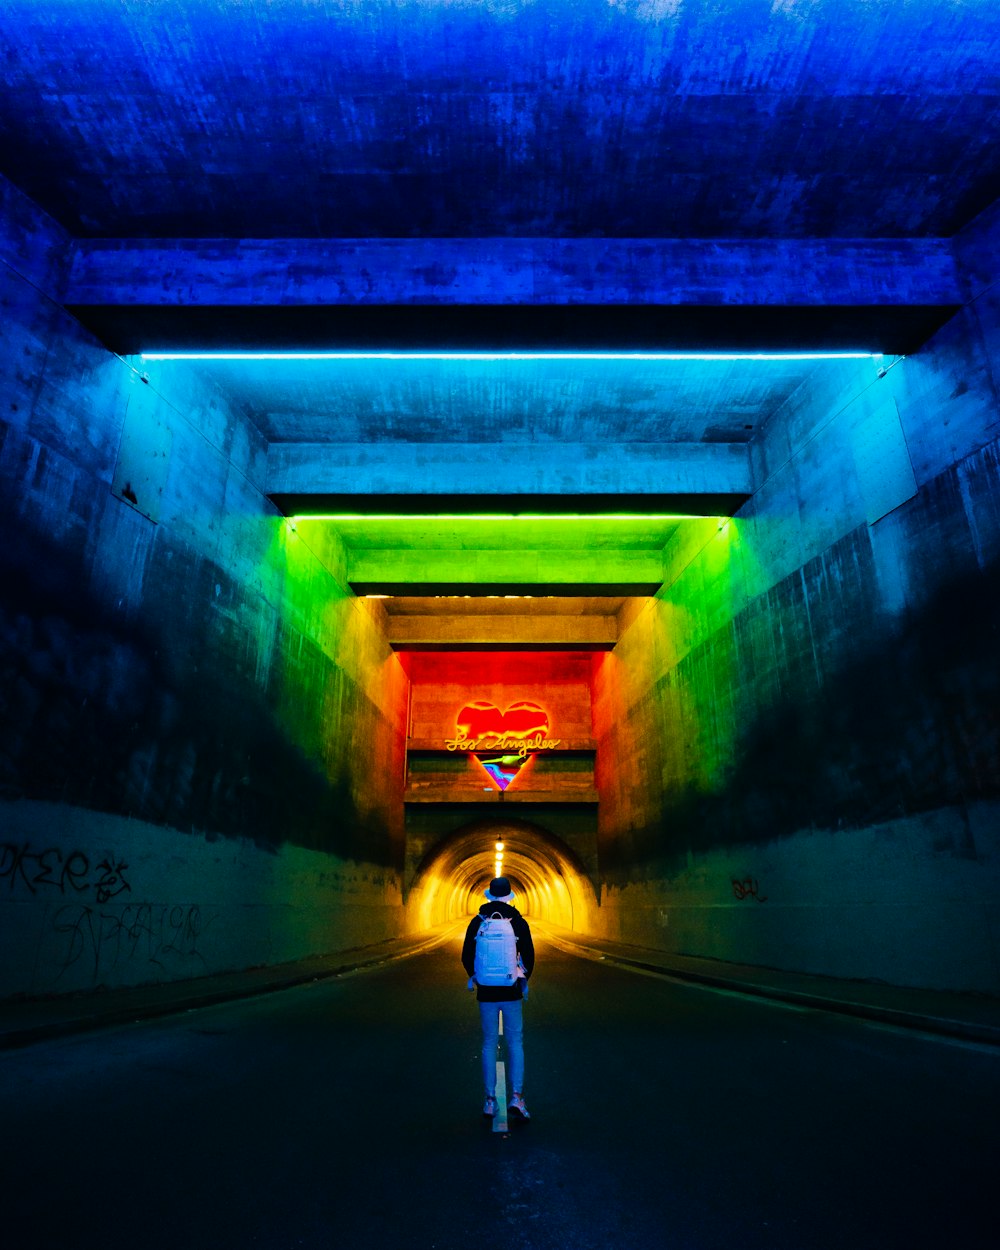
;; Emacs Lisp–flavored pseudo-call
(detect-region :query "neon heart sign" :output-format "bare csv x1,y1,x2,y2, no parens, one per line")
446,699,561,759
456,700,549,739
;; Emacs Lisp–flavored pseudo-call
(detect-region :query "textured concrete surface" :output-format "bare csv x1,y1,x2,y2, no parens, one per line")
133,354,835,447
1,178,412,998
65,238,961,306
64,236,960,353
2,1,996,239
592,206,1000,993
268,440,751,499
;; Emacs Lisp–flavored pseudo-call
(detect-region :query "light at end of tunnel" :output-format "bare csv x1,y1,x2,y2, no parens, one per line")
495,841,504,852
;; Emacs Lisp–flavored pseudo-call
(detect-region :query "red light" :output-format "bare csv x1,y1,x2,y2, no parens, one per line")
455,700,550,740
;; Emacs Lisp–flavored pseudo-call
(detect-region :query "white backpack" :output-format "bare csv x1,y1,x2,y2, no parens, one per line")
474,912,521,986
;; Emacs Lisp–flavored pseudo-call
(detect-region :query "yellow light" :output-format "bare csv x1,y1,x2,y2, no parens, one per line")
495,841,504,852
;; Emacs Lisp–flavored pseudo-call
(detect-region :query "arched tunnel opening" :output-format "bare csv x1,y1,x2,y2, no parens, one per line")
406,817,599,934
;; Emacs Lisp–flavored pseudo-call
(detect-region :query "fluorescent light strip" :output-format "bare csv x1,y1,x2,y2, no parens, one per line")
291,513,698,521
142,350,875,362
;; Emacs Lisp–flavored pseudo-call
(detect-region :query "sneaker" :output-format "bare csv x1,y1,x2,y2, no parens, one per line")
482,1095,498,1118
509,1093,530,1120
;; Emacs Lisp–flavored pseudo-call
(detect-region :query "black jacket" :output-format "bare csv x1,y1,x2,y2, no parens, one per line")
462,901,535,1002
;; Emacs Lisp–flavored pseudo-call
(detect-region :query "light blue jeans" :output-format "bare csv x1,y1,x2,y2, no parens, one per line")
479,999,524,1096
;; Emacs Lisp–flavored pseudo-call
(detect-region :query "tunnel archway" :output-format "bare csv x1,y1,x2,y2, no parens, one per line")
406,817,598,933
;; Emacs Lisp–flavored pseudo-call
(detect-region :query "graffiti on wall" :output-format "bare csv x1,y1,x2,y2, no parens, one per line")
3,841,217,986
50,903,215,982
1,842,132,901
731,876,768,903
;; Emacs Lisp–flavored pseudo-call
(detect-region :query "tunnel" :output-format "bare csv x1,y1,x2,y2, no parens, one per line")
3,9,1000,1248
407,816,599,932
0,0,998,1018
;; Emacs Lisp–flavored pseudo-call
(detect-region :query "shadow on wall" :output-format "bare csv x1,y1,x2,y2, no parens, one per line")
0,499,393,862
609,535,1000,878
406,817,598,933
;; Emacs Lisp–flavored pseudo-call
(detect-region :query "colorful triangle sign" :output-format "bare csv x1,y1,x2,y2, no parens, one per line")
474,752,531,791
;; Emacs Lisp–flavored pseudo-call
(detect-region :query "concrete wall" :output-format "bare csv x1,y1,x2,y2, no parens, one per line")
0,177,409,1000
594,207,1000,995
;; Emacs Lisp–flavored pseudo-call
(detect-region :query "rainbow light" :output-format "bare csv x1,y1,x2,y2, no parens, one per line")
475,754,531,792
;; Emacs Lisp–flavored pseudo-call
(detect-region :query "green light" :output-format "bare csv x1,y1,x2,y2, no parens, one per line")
292,513,697,522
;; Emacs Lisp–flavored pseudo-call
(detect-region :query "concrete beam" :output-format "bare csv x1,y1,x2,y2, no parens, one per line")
386,614,618,649
64,237,961,353
347,549,665,591
267,442,752,500
66,237,959,307
403,788,598,804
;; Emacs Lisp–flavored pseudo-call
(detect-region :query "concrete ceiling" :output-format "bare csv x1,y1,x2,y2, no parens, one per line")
294,514,684,599
380,597,630,617
1,1,997,240
374,594,637,650
3,1,996,604
157,354,817,443
328,516,684,550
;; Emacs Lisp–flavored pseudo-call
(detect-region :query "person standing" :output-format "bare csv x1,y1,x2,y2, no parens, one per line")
462,876,535,1120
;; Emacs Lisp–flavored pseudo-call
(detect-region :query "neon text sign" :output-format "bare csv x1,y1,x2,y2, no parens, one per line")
446,700,560,755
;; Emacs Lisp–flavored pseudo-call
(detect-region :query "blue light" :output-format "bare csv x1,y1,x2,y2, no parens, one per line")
140,350,876,362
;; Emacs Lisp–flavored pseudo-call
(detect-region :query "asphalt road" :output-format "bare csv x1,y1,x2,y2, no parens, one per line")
1,929,996,1250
